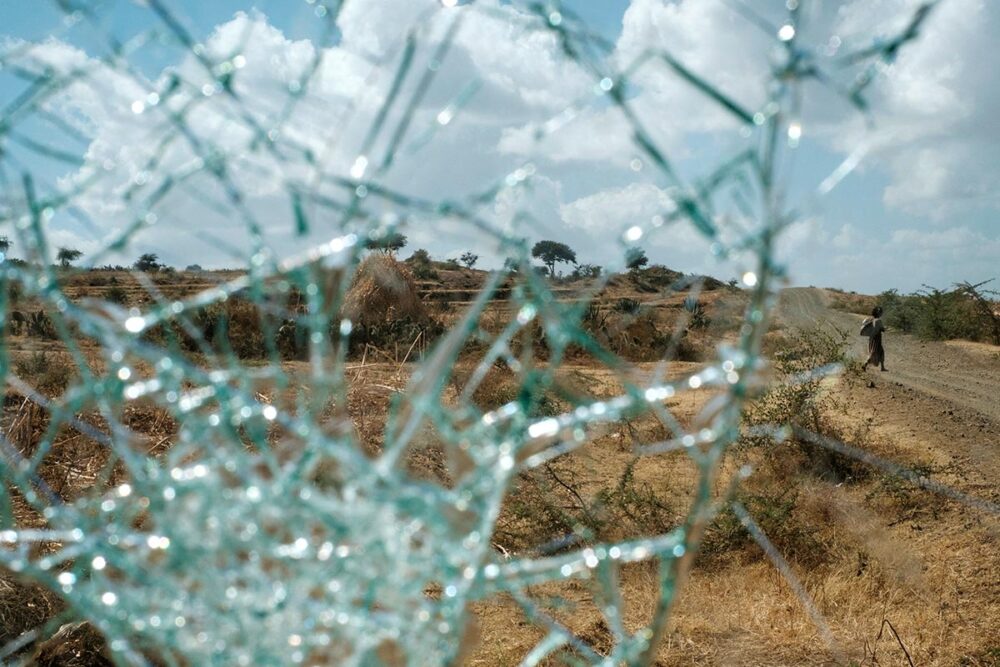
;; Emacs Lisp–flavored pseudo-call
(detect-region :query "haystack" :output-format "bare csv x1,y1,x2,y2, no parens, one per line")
342,254,427,326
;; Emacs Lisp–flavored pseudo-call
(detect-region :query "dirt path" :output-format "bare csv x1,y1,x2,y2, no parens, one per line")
779,287,1000,422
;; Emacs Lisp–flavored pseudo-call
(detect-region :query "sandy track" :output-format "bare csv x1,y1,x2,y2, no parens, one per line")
778,287,1000,423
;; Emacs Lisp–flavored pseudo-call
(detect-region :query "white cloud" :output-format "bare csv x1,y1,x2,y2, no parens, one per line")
829,0,998,217
3,0,997,293
831,223,858,250
560,183,729,274
498,107,636,166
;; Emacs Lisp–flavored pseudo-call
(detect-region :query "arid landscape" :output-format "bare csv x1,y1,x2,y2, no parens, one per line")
1,256,997,665
4,0,1000,664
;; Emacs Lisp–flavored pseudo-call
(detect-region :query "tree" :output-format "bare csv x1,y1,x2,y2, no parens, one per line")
365,231,407,255
0,236,9,254
407,249,437,279
134,253,163,272
408,249,432,265
459,251,479,269
625,247,648,271
531,240,576,276
57,247,82,268
186,264,204,272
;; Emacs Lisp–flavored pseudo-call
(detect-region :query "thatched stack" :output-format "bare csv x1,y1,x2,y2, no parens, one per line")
342,254,427,326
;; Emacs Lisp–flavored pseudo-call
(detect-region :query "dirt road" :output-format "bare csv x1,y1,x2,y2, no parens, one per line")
779,287,1000,422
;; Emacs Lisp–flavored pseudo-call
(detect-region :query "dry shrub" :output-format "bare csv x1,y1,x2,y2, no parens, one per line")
468,365,561,417
496,457,675,554
594,459,675,540
343,254,427,327
581,307,677,362
14,352,74,395
828,289,878,315
495,463,603,552
6,398,47,458
701,487,828,568
32,622,113,667
194,298,268,359
0,572,64,646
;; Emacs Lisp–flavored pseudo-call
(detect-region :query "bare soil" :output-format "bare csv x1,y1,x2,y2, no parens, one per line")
780,287,1000,422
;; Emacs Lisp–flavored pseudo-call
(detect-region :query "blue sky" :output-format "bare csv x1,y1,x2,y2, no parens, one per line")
1,0,997,293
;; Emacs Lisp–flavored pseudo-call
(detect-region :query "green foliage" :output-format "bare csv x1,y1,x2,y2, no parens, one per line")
625,247,648,271
744,326,853,446
704,489,824,565
683,296,710,330
56,247,82,268
105,286,128,304
133,252,163,272
459,251,478,269
531,240,576,276
571,263,602,279
879,281,1000,344
595,459,674,538
498,457,675,552
365,231,407,254
407,248,438,279
612,297,640,314
15,351,72,394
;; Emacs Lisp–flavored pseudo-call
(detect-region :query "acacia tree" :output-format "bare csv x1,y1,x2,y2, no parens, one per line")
134,253,163,272
459,251,479,269
531,240,576,276
365,231,407,255
955,280,1000,345
57,247,82,268
625,247,648,271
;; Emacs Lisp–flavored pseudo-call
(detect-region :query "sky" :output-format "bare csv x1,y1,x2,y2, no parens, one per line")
0,0,997,293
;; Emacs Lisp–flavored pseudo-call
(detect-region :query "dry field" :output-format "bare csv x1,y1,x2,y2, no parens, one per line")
1,266,998,665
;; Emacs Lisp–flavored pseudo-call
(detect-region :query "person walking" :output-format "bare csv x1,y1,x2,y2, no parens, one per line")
861,306,887,371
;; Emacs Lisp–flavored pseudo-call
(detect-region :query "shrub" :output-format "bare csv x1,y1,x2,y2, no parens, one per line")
407,249,438,280
571,263,602,279
105,286,128,304
683,296,710,330
496,457,675,552
878,282,1000,344
612,297,640,314
595,459,674,539
703,488,825,566
743,326,856,449
16,351,73,394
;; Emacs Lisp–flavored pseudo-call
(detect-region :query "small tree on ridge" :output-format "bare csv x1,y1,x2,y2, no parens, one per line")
625,247,648,271
134,253,163,272
459,251,479,269
57,247,82,268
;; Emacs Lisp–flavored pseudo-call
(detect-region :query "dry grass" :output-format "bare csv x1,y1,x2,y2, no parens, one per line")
2,271,996,665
